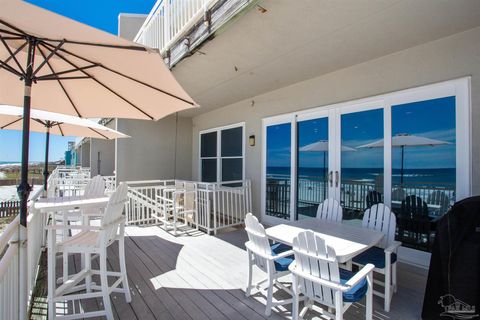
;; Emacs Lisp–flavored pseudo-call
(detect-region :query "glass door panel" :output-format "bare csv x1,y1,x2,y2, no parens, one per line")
265,123,292,220
340,109,384,225
296,117,329,219
391,96,456,252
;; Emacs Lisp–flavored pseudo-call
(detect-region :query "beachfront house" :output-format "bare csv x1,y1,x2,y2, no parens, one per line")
44,0,480,318
74,0,479,266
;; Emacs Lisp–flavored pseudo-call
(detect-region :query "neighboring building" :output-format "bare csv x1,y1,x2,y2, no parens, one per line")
81,0,480,267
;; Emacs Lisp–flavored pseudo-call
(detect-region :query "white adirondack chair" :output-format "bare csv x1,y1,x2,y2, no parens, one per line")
46,183,131,320
289,230,374,320
352,203,401,311
316,198,343,222
244,213,294,316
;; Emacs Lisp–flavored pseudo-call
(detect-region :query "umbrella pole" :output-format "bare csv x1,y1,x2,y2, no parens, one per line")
43,126,51,194
16,39,34,320
400,145,404,185
17,40,34,226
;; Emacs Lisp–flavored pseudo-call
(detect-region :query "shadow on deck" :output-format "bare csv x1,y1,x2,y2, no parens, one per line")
30,226,427,319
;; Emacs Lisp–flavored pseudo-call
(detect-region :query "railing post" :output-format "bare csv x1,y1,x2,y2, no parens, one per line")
12,224,28,320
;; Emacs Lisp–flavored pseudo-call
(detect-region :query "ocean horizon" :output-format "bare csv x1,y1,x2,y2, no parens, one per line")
267,166,455,188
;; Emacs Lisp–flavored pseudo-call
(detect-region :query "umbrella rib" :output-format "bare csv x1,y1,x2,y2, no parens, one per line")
44,38,150,52
0,36,26,75
37,44,82,117
0,19,28,36
32,40,65,77
0,35,26,77
41,42,155,120
56,123,65,136
32,118,47,126
35,63,98,80
1,117,22,129
42,41,195,106
89,127,109,139
36,75,91,81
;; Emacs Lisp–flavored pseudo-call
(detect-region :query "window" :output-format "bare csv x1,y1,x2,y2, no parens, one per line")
200,123,244,183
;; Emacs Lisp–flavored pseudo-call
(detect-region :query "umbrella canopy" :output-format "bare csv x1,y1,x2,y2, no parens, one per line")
0,0,198,234
300,140,357,152
0,104,129,190
0,0,197,120
357,133,450,149
358,133,450,184
0,105,129,139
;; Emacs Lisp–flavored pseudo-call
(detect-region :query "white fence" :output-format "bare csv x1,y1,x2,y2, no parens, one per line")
48,167,115,197
0,187,45,320
134,0,219,54
126,179,252,234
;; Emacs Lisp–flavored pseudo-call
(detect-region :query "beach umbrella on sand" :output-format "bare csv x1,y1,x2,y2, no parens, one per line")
300,140,356,197
0,105,129,191
358,133,450,184
0,0,197,235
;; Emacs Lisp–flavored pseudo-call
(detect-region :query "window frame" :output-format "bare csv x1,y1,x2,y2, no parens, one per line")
199,122,245,183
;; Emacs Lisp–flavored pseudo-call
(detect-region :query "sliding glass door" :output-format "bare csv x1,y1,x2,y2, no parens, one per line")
340,107,384,225
262,78,470,261
264,120,293,220
296,113,330,220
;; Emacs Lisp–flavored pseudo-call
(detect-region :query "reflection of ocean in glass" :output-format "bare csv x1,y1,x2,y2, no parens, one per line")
267,166,455,188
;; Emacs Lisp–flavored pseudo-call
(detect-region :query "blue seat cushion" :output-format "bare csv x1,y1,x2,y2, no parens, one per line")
352,246,397,269
339,268,369,303
271,243,294,272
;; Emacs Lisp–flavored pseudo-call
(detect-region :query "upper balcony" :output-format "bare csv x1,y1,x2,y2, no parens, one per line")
133,0,258,67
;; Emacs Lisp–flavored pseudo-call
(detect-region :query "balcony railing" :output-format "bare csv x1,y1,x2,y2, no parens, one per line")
266,175,455,252
125,179,252,234
134,0,219,54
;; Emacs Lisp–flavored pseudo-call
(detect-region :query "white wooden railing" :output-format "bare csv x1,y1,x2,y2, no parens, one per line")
134,0,219,54
48,167,115,197
0,187,45,320
125,179,252,234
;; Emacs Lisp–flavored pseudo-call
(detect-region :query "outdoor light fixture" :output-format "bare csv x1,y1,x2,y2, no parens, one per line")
249,135,255,146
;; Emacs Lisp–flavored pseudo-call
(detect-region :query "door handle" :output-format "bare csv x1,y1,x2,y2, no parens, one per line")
329,171,333,187
335,171,339,188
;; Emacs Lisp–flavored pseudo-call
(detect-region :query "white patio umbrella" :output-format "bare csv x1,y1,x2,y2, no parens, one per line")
299,140,356,198
0,0,198,229
0,105,129,191
358,133,450,184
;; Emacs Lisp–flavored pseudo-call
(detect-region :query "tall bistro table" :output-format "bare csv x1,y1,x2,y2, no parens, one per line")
266,218,385,263
35,195,110,283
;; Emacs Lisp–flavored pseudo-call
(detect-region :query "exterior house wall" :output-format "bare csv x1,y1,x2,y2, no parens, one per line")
90,120,116,177
115,115,192,183
80,141,90,168
118,14,147,41
191,26,480,217
90,139,115,177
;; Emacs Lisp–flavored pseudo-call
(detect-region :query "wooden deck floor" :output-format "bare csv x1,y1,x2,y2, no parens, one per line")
30,226,427,320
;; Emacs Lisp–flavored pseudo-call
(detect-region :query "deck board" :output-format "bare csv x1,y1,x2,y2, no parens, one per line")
33,225,427,320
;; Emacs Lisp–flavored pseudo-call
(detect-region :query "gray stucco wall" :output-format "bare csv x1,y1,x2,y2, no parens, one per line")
80,141,90,168
116,115,192,183
90,120,116,177
118,14,147,41
191,26,480,217
90,139,115,177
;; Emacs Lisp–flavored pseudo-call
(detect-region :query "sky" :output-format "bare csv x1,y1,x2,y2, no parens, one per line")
267,96,456,170
0,0,156,162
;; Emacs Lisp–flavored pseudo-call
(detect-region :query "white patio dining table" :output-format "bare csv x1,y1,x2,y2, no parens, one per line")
265,218,385,263
34,195,110,213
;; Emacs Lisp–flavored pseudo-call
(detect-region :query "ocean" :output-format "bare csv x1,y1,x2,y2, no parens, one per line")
267,166,455,188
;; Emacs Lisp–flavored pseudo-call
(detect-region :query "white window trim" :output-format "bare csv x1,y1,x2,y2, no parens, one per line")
199,122,246,183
